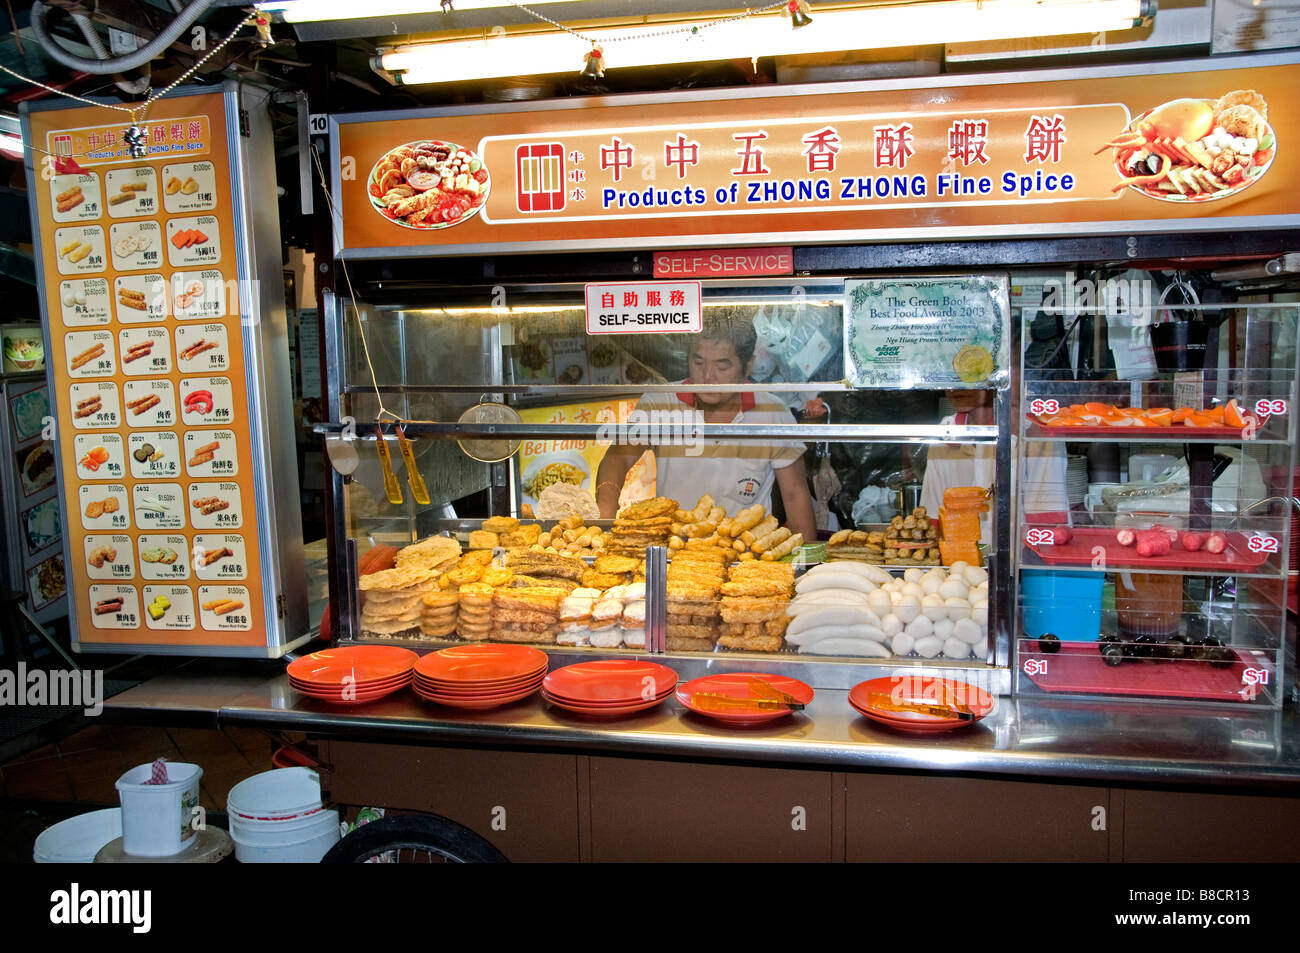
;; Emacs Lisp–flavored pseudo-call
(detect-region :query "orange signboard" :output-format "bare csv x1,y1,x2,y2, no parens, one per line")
332,55,1299,257
24,92,270,648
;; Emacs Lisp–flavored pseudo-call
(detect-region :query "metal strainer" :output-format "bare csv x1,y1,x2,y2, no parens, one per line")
457,399,522,463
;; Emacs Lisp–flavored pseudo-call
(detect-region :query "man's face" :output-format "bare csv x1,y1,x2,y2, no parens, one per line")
946,389,988,414
688,337,750,406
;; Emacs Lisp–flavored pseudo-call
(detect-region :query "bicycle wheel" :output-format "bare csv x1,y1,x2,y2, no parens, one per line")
321,814,508,863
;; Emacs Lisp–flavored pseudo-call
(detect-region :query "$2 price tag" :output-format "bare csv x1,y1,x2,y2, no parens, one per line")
1025,528,1058,546
1246,534,1278,554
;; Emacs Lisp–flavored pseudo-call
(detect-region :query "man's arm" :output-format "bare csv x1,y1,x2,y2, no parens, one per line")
594,443,643,518
775,459,817,543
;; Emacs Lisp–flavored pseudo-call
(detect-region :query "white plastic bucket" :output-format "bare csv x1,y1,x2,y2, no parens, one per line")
230,808,339,863
227,767,323,822
33,808,123,863
115,762,203,857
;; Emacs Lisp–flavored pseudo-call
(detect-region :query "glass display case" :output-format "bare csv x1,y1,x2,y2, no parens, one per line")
319,276,1014,688
1014,297,1298,708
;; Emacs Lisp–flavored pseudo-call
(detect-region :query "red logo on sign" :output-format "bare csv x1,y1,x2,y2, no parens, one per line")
516,143,566,212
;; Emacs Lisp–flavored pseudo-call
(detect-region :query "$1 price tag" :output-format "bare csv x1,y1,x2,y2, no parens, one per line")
1023,658,1048,676
1029,398,1060,417
1247,534,1278,554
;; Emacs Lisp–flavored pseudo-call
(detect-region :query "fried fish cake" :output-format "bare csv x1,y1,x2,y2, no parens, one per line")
616,496,678,520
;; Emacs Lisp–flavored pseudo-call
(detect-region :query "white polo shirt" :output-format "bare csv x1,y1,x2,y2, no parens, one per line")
632,385,805,515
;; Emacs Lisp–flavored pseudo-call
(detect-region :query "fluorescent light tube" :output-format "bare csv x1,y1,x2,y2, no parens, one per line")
260,0,587,22
379,0,1150,85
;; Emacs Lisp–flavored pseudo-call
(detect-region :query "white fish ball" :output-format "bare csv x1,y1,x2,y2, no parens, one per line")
866,590,893,615
894,594,922,625
948,560,970,576
963,566,989,586
880,614,903,637
905,615,934,639
944,597,972,620
901,582,925,599
903,568,925,583
970,634,989,657
913,636,943,658
942,637,971,660
891,632,915,656
953,617,982,644
933,618,955,641
888,589,903,606
921,593,948,621
921,574,945,596
939,578,970,600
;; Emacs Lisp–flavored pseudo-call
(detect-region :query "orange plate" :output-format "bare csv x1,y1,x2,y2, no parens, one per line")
540,691,670,717
414,643,549,682
542,659,679,703
848,676,994,730
286,645,418,686
676,672,813,726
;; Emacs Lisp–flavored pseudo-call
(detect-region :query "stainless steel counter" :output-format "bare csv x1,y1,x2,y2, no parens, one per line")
102,661,1300,791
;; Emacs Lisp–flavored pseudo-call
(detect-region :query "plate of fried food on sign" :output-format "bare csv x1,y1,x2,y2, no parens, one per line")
368,139,490,229
1101,89,1275,202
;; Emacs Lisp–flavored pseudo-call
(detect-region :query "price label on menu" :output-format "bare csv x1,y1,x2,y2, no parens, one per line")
74,433,126,481
198,584,249,631
59,278,111,327
179,376,233,426
104,166,158,219
65,329,115,378
83,534,134,581
50,173,101,222
54,225,105,275
78,483,131,531
127,430,181,480
174,323,228,371
132,483,185,530
137,534,190,581
162,161,218,214
118,326,172,376
184,429,237,477
1247,533,1279,554
69,381,120,430
165,215,222,267
142,584,196,631
1029,398,1060,417
171,270,227,320
1254,399,1287,418
193,534,246,581
187,481,242,529
114,274,169,324
89,584,139,630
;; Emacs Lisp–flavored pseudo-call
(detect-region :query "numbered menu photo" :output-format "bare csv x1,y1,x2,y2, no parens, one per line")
118,326,172,375
137,534,189,581
83,534,135,581
122,379,176,427
104,166,158,218
74,433,126,481
65,329,115,378
127,430,182,480
142,584,196,631
59,277,112,326
198,584,249,630
132,483,186,531
175,323,228,372
187,481,241,529
161,161,217,213
171,270,227,320
165,215,221,267
109,220,163,272
179,377,232,426
89,584,139,630
193,534,246,581
79,483,130,531
184,429,236,477
55,225,105,275
114,274,168,323
69,381,119,429
50,172,101,222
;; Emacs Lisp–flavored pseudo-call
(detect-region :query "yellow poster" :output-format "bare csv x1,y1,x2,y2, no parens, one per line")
516,399,637,509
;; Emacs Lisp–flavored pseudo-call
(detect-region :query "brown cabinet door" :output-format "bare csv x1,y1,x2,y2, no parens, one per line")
845,774,1112,862
588,757,834,862
1122,789,1300,862
322,741,580,862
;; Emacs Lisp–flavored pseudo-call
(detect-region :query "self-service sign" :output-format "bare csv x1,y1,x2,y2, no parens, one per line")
585,281,702,334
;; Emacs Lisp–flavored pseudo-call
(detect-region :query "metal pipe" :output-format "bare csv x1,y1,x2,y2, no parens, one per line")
70,11,151,94
30,0,216,74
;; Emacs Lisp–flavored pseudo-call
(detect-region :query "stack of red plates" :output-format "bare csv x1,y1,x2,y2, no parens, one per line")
676,672,814,726
542,660,678,716
287,645,417,705
848,676,994,732
413,644,547,710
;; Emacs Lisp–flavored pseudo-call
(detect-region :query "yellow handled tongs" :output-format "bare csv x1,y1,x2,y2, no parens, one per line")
868,692,974,721
375,425,403,504
394,425,431,505
691,693,789,712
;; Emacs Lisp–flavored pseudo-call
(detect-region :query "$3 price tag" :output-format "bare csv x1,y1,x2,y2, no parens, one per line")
1254,399,1287,419
1029,398,1060,417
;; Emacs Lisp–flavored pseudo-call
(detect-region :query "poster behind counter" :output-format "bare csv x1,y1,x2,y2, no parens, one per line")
22,85,308,657
333,53,1299,257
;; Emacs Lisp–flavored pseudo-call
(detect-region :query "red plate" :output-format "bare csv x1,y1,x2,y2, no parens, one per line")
543,686,675,707
414,675,546,698
848,699,983,733
676,673,814,726
414,644,548,682
542,660,678,703
1024,526,1269,571
540,691,669,716
290,671,411,689
294,682,410,704
848,676,994,729
1027,419,1246,439
413,666,547,690
1020,640,1261,702
287,645,417,685
415,681,540,709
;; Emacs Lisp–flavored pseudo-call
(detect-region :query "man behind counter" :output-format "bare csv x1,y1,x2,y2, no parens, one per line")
595,313,818,543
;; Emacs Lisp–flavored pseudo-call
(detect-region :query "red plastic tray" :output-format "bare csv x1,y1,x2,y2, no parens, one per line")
1025,527,1269,571
1021,640,1266,702
1026,419,1246,439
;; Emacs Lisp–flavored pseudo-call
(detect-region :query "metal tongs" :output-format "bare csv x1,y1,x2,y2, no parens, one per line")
375,424,432,506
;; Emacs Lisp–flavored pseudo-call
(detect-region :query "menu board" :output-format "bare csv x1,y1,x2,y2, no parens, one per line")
24,92,268,647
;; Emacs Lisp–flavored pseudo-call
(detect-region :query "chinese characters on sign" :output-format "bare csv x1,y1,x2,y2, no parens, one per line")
585,281,702,335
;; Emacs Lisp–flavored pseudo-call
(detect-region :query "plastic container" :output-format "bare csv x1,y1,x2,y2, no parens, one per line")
33,808,123,863
229,808,339,863
1021,570,1104,642
227,766,324,822
115,762,202,857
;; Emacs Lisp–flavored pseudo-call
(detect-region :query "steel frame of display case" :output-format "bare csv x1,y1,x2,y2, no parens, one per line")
318,278,1015,693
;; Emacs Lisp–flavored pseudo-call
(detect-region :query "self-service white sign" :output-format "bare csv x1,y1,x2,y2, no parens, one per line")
585,281,702,335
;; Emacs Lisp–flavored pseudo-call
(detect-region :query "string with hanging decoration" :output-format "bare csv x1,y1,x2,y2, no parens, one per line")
438,0,814,74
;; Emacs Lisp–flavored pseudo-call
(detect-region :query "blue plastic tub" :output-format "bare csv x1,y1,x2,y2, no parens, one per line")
1021,570,1104,642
